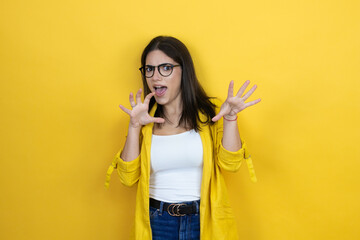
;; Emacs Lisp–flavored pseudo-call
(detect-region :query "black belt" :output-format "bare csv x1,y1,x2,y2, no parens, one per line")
150,198,199,216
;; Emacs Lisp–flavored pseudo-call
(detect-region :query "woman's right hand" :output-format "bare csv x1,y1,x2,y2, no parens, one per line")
119,89,165,128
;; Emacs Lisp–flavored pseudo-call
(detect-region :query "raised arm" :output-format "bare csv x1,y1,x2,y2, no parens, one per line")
212,80,261,151
119,88,165,161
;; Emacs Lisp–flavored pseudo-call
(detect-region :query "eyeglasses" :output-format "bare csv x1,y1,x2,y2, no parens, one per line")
139,63,181,78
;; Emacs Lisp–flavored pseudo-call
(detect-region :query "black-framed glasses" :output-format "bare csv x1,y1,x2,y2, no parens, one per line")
139,63,181,78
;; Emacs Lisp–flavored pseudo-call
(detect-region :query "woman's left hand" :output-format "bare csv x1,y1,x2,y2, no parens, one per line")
212,80,261,122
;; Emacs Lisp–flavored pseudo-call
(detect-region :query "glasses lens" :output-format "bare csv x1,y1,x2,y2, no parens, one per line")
144,66,155,77
159,64,173,77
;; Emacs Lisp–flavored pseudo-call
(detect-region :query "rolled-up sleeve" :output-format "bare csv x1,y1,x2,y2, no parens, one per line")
217,139,244,172
217,137,257,182
105,149,141,188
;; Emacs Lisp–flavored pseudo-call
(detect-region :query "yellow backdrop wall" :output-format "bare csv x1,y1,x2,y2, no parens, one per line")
1,0,359,239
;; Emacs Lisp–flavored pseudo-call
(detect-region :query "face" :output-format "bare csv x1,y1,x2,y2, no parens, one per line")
145,50,182,109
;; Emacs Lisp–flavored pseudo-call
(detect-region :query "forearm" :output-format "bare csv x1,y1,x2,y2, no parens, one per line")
222,117,242,152
120,125,142,162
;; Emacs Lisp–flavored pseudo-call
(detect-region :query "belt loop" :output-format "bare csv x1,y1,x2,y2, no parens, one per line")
159,201,164,216
194,200,200,216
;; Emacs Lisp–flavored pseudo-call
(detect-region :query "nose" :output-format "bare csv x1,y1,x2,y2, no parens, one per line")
152,67,161,80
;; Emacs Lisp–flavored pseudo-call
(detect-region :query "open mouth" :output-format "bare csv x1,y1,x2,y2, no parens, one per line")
154,86,167,97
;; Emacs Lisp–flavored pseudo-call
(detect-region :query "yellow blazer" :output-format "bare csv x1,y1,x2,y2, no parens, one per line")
105,100,257,239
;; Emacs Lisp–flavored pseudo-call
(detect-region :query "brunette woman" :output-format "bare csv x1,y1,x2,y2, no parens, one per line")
106,36,260,240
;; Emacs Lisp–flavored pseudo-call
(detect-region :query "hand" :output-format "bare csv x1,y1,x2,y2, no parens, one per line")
212,80,261,122
119,89,165,128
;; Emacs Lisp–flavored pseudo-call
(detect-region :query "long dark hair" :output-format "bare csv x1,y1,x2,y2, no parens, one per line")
141,36,215,131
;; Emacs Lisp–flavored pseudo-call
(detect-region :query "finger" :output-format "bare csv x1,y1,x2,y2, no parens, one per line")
227,80,234,98
135,88,142,104
129,92,136,108
212,110,226,122
150,117,165,124
119,104,131,115
212,113,223,122
236,80,250,97
144,92,155,105
242,84,257,101
244,98,262,108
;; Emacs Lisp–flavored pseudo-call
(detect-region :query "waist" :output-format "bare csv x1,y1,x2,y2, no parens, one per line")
149,168,202,202
149,198,200,216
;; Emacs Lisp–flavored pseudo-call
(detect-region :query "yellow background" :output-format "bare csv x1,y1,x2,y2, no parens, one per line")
1,0,359,239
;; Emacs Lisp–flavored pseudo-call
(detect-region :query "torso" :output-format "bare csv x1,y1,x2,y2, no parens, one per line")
150,129,203,202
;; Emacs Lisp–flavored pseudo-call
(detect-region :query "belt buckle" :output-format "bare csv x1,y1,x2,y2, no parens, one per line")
167,203,186,216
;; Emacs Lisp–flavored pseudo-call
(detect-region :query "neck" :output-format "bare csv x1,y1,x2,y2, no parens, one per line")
162,100,183,124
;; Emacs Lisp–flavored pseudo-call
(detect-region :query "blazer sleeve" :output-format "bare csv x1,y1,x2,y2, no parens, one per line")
105,135,142,188
212,99,257,182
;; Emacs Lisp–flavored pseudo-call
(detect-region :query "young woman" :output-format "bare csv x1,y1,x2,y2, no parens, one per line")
106,36,260,240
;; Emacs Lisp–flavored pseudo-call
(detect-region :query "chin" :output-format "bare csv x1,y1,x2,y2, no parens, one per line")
154,97,167,106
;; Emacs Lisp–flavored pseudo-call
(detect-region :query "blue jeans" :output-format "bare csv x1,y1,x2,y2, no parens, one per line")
149,199,200,240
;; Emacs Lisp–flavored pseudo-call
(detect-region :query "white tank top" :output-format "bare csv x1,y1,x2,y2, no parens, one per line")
149,129,203,203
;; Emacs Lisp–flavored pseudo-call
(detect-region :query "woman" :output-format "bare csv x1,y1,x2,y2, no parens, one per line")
106,36,260,240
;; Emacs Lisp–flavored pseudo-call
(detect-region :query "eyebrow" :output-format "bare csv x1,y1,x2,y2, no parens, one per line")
145,63,174,67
